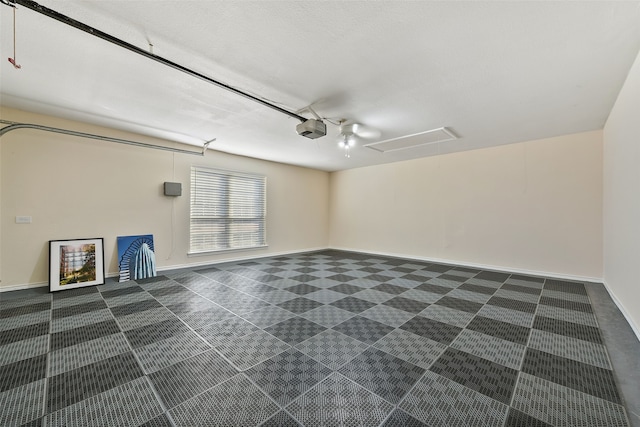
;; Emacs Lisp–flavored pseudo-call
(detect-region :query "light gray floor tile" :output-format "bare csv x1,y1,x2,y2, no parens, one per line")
360,305,414,327
0,310,50,332
216,329,291,371
450,329,526,370
48,332,131,376
512,372,629,427
399,370,509,427
286,372,394,426
420,304,475,328
0,378,46,426
528,329,612,369
44,377,164,427
294,329,369,369
0,335,49,366
170,374,278,426
115,307,178,332
373,328,447,369
135,331,211,374
51,309,114,334
477,304,534,328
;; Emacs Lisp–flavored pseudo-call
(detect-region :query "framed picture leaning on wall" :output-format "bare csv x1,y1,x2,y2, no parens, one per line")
49,238,105,292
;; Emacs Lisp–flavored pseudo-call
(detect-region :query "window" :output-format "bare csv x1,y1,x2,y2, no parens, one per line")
190,166,266,254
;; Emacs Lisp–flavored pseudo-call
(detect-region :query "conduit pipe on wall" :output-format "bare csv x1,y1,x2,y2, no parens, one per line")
5,0,308,123
0,120,210,156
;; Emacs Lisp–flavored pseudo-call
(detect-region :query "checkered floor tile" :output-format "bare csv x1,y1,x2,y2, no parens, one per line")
0,250,633,426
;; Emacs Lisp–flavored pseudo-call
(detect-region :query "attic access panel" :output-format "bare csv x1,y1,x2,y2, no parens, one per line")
365,127,457,153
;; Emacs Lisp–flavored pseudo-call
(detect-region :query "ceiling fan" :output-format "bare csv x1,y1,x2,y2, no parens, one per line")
337,121,381,157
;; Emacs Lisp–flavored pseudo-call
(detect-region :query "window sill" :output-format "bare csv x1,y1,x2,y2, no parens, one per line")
187,245,268,257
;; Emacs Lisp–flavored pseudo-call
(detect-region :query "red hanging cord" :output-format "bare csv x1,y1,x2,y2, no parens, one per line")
8,7,22,69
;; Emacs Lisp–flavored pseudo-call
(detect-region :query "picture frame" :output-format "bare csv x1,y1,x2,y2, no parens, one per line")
49,238,105,292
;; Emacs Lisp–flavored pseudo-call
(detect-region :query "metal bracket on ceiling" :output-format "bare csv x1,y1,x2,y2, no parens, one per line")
4,0,309,124
0,120,209,156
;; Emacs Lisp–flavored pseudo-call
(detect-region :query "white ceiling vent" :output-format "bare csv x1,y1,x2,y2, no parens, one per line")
365,127,458,153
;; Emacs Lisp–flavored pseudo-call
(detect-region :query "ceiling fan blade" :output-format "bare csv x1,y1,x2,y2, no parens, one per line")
354,124,381,139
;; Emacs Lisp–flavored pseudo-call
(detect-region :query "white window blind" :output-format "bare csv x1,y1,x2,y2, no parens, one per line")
190,166,266,253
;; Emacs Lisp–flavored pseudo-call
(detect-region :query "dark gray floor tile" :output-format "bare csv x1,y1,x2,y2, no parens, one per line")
400,316,462,345
0,322,49,346
435,296,483,314
52,286,99,300
286,372,394,426
474,271,510,283
1,302,51,319
488,295,537,314
372,283,407,295
265,317,327,345
261,410,302,427
521,348,622,404
382,409,429,427
459,283,497,295
539,296,593,313
246,348,332,405
533,315,603,344
332,315,394,345
505,408,552,427
437,273,468,282
414,282,451,294
109,299,163,317
329,283,364,295
46,351,144,413
135,275,170,284
0,354,47,393
383,296,429,314
466,315,531,345
52,300,107,319
51,319,120,351
277,297,323,314
124,318,191,349
544,279,588,295
169,374,278,426
285,283,322,295
338,348,425,404
99,285,145,299
148,350,238,409
330,296,376,313
429,347,519,404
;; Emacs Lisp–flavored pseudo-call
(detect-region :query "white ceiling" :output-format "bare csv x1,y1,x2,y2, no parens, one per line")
1,1,639,171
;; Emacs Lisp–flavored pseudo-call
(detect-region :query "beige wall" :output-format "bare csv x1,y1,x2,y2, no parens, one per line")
0,108,330,290
330,131,603,279
603,49,640,335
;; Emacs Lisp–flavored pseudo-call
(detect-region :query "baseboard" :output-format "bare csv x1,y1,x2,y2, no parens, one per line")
602,280,640,342
0,246,600,293
0,281,48,292
0,247,331,292
155,246,330,274
329,246,603,283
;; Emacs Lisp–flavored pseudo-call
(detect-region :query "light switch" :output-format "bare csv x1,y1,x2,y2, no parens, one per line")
16,216,32,224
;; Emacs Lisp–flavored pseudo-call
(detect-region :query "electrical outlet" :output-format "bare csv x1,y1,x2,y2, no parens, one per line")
16,216,32,224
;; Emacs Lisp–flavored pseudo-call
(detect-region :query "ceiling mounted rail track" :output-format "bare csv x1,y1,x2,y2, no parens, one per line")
5,0,307,123
0,120,210,156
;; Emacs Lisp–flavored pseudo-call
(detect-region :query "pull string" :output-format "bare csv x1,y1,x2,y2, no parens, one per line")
8,6,22,69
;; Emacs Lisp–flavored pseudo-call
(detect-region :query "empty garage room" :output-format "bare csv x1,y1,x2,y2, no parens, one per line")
1,1,640,426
